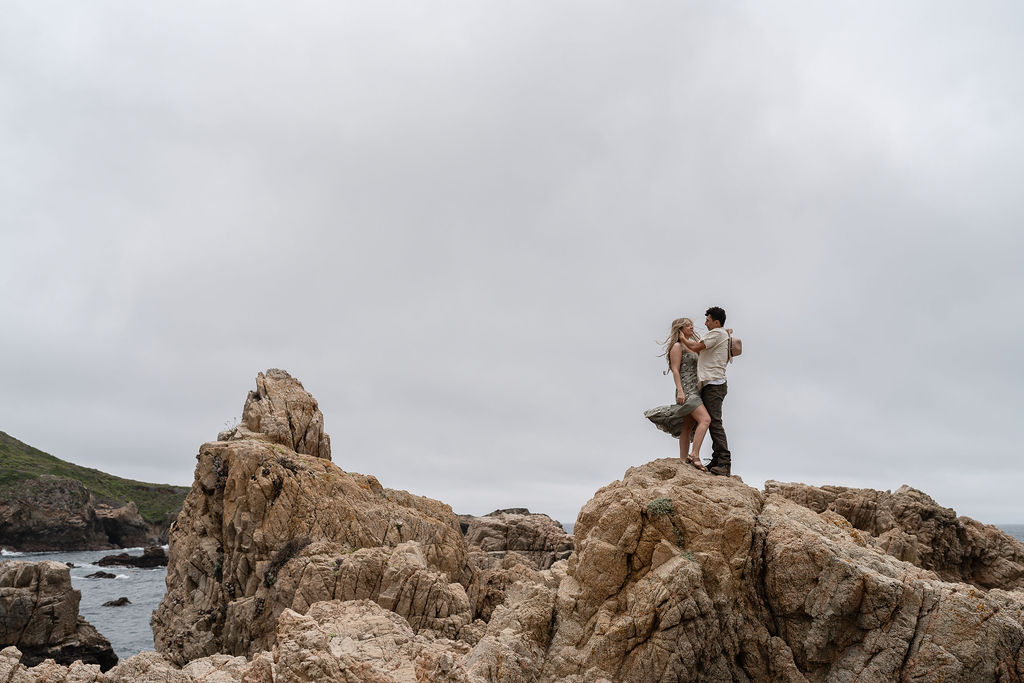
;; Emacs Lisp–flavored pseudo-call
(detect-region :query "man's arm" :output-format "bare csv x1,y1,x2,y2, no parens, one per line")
678,337,706,353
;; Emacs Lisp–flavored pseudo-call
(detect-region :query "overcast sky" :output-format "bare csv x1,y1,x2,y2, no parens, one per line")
3,1,1022,528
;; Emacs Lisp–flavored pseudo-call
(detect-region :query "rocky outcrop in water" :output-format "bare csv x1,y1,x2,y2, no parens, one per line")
0,478,150,552
0,560,117,672
97,546,168,568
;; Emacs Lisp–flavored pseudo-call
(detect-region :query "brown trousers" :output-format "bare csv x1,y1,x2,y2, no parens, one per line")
700,382,731,471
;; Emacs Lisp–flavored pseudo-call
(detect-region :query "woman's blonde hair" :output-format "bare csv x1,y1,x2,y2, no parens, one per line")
658,317,698,371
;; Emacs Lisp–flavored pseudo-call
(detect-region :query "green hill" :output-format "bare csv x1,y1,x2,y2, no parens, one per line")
0,430,190,525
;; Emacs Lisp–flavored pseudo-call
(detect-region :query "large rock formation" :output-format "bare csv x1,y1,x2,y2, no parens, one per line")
536,460,1024,681
0,561,117,671
217,368,331,460
461,509,573,570
7,454,1024,682
765,480,1024,591
33,367,1015,682
0,478,149,552
152,370,472,665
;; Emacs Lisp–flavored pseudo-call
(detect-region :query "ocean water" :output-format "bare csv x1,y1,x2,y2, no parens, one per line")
3,525,1023,662
0,548,166,660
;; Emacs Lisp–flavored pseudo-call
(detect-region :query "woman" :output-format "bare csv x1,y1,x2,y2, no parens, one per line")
643,318,712,471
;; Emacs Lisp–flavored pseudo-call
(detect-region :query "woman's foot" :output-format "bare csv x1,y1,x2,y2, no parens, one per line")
686,454,707,472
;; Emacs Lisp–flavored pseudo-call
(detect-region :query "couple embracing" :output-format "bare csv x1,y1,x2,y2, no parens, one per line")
644,306,734,476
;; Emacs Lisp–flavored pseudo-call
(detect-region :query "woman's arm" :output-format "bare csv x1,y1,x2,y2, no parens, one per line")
669,342,686,404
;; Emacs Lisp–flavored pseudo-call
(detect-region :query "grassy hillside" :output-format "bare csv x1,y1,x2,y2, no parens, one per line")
0,430,190,525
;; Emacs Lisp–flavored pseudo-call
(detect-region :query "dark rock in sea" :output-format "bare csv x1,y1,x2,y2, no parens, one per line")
97,545,168,568
102,597,131,607
65,562,76,568
0,561,118,671
86,571,117,579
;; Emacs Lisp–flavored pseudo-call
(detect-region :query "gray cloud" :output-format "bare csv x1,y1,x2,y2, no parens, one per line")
2,1,1022,527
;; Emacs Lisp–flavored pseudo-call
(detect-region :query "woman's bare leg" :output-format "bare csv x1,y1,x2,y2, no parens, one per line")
678,416,696,459
689,405,712,466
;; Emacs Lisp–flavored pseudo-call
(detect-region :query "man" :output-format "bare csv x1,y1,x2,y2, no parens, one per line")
679,306,732,476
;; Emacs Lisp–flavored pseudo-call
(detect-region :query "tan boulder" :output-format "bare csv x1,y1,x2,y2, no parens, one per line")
218,369,331,461
758,495,1024,681
462,509,573,570
533,459,1024,682
765,480,1024,590
0,561,117,672
464,549,567,624
0,647,106,682
464,579,560,683
540,459,773,682
272,600,474,682
213,539,474,654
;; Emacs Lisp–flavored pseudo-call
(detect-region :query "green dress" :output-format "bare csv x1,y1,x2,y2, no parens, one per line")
644,349,703,438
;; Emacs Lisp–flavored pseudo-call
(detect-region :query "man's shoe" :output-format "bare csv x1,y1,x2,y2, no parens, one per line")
707,466,731,477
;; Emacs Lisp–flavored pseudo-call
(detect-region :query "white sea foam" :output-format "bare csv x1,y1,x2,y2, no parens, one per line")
0,549,25,556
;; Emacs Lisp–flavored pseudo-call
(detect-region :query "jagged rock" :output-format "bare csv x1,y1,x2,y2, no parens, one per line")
153,371,470,665
97,546,168,568
464,580,560,683
465,550,565,623
765,480,1024,591
535,459,1024,681
461,510,573,570
217,369,331,461
273,600,473,682
0,561,118,672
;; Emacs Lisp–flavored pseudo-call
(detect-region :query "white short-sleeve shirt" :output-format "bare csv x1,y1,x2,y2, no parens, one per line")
697,327,730,389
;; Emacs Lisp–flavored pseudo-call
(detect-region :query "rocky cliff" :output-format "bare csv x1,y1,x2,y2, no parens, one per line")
0,477,150,552
0,430,189,551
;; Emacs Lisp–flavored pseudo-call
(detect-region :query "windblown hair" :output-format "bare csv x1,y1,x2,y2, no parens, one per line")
658,318,699,372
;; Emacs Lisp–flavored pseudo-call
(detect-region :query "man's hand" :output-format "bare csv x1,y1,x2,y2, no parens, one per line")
679,336,706,353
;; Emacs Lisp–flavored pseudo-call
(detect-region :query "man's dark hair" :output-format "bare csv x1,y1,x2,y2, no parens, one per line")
706,306,726,325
